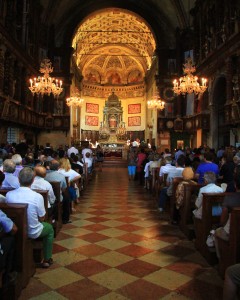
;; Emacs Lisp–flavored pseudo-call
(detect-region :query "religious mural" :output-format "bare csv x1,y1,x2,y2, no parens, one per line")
85,116,99,126
86,103,99,114
128,104,141,114
84,70,101,84
127,70,143,83
107,72,121,84
128,116,141,126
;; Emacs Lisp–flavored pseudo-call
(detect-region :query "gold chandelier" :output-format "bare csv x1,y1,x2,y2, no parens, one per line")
173,57,207,95
29,59,63,97
147,93,165,110
66,88,84,107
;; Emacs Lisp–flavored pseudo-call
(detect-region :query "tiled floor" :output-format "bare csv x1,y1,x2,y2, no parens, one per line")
19,163,223,300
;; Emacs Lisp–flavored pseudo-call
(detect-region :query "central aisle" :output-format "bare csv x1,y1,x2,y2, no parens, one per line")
20,165,223,300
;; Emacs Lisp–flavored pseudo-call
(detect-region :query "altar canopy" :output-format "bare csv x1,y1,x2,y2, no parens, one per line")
103,92,123,132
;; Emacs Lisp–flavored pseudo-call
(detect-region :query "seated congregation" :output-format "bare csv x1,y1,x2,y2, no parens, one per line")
128,145,240,295
0,142,97,299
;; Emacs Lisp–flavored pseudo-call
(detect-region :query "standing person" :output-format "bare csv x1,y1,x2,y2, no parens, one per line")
219,152,236,192
6,167,54,268
67,144,79,158
127,148,137,181
136,148,146,185
96,145,104,172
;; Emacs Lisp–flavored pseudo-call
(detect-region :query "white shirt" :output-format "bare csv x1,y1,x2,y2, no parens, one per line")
6,187,45,239
159,164,176,177
2,173,20,189
58,168,80,182
84,157,93,168
166,167,184,196
67,146,79,157
193,183,223,219
144,161,151,178
31,176,56,208
82,148,92,159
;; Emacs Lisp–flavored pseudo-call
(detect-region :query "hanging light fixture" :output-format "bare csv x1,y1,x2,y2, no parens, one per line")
147,92,165,110
29,58,63,97
173,57,207,95
66,88,84,107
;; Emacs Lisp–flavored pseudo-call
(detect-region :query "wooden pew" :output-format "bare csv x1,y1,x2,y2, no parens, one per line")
193,192,227,264
216,207,240,278
150,167,160,197
155,173,168,204
48,181,62,237
0,189,49,221
179,183,202,239
169,177,183,219
0,203,35,298
0,188,51,267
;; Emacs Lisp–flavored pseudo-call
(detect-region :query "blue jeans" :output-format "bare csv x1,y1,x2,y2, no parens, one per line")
158,187,170,209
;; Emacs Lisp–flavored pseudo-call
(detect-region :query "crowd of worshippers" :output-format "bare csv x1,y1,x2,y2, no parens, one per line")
0,141,97,285
128,144,240,299
127,144,240,216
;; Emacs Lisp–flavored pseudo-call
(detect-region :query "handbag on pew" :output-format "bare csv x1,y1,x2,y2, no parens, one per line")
206,229,215,247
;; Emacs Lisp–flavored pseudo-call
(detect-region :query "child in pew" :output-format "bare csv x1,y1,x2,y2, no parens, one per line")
0,210,18,286
214,192,240,259
6,167,54,268
193,171,224,219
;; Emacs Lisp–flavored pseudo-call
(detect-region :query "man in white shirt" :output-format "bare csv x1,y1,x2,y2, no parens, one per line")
159,156,176,184
6,167,54,268
2,159,20,189
82,144,92,159
67,144,79,157
31,165,56,210
193,171,223,219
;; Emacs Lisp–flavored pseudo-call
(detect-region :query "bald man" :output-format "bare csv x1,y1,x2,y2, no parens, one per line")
31,165,56,209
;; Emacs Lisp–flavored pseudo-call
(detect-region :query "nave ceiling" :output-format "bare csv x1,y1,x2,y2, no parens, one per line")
38,0,195,85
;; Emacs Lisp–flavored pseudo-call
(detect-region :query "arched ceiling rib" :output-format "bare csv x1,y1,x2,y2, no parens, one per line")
73,9,156,70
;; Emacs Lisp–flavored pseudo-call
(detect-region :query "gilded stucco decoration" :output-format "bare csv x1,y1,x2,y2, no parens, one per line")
72,8,156,88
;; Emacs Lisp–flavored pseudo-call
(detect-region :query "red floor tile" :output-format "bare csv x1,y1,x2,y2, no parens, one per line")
73,244,109,257
79,232,109,243
116,259,160,277
118,233,148,243
57,278,110,300
116,244,153,258
82,224,109,232
117,279,170,300
67,259,110,277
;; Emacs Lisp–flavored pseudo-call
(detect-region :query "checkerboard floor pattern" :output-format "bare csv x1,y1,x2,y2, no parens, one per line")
19,164,223,300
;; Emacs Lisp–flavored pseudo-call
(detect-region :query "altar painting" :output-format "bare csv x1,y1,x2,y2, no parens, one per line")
85,116,98,126
86,103,99,114
128,104,141,114
128,116,141,126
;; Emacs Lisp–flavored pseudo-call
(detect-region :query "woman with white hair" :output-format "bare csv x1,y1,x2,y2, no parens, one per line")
12,154,23,177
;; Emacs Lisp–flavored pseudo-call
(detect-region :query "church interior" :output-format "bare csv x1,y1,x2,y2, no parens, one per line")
1,0,240,151
1,0,240,299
